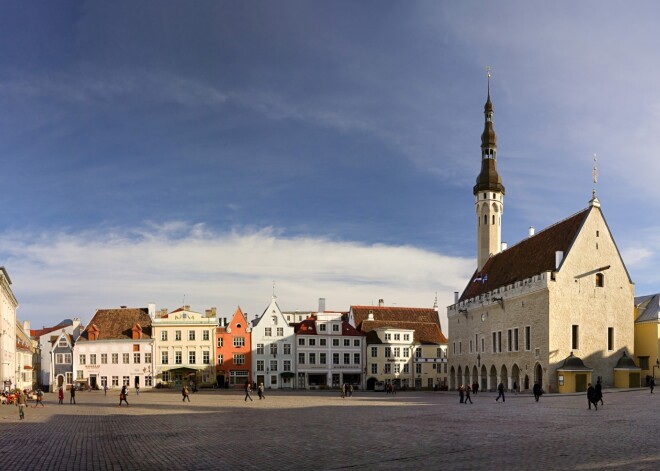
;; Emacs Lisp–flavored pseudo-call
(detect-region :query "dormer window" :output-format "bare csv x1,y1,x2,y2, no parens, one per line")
58,337,68,348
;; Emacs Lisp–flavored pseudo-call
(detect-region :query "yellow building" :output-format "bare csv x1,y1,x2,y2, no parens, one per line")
634,294,660,384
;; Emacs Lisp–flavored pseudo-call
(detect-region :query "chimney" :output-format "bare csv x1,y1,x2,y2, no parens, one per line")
454,291,459,303
23,320,30,332
148,303,156,319
318,298,326,312
159,308,168,318
378,299,384,307
501,242,508,251
184,305,190,311
224,317,228,327
205,307,217,318
120,305,127,309
367,310,374,321
528,226,535,237
555,251,564,270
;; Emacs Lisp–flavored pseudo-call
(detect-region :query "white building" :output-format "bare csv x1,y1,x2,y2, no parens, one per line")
251,297,296,389
0,267,18,391
152,306,216,387
295,311,364,389
74,306,155,390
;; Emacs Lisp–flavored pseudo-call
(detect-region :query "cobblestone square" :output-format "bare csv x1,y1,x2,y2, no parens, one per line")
1,388,658,470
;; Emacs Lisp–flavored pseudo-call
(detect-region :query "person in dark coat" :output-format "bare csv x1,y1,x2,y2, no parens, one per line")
70,386,76,404
464,385,473,404
650,377,655,394
244,382,253,402
595,379,603,405
587,383,598,410
495,381,505,402
458,384,465,403
533,382,543,402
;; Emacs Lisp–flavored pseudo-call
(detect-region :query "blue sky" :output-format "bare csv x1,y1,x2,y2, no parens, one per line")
2,1,659,332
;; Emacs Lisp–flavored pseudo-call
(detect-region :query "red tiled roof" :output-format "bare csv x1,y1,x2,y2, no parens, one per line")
295,317,363,336
361,320,447,345
459,207,591,302
77,308,152,341
30,319,73,338
351,306,440,331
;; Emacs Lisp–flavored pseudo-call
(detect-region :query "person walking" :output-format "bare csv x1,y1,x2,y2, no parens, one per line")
34,389,45,408
341,383,346,399
257,383,265,400
119,385,129,407
458,384,465,403
595,379,603,405
464,384,473,404
650,377,655,394
244,382,253,402
513,381,518,395
587,383,598,410
495,381,505,402
104,383,108,397
70,386,76,405
136,384,140,396
349,384,354,397
58,387,64,405
533,382,543,402
182,385,190,402
17,390,27,420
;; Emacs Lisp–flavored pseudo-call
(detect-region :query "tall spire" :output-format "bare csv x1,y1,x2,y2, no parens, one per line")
590,154,600,207
474,67,504,195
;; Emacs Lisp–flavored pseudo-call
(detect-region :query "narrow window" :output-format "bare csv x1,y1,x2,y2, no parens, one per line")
484,214,488,225
497,331,502,352
596,273,604,288
572,325,579,350
492,215,495,225
607,327,614,351
492,332,496,353
525,326,531,351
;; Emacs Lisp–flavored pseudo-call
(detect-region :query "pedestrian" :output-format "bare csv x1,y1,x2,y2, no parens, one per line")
244,382,253,402
34,389,45,408
341,383,346,399
70,386,76,405
513,381,518,395
119,385,129,407
495,381,505,402
464,384,473,404
595,379,603,405
192,382,197,393
533,382,543,402
104,383,108,397
17,390,27,420
650,377,655,394
459,384,465,403
587,383,598,410
391,383,396,395
257,383,265,400
386,383,391,395
135,384,140,396
349,384,354,397
58,387,64,405
182,385,190,402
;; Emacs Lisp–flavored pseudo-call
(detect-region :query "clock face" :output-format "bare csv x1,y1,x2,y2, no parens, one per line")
481,313,486,322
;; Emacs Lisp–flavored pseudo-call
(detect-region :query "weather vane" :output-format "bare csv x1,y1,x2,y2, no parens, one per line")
592,154,598,197
486,65,491,95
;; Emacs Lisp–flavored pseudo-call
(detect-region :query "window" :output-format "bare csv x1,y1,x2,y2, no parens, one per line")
265,328,272,337
343,353,350,364
525,326,531,351
385,347,392,358
234,354,245,365
277,327,283,336
133,344,140,352
145,376,152,387
234,337,245,348
385,333,391,340
112,376,119,387
79,354,86,365
497,332,502,353
203,351,210,364
64,353,72,364
269,360,277,371
353,339,360,347
123,353,130,364
58,337,68,347
162,372,170,382
640,356,650,370
203,330,210,341
161,331,168,341
272,316,278,325
217,354,223,365
257,344,265,355
416,364,422,374
353,353,360,364
514,328,519,352
319,324,326,332
175,351,182,364
77,370,84,379
309,338,316,346
332,339,339,347
403,334,410,341
507,330,512,352
459,342,462,354
332,324,339,332
134,353,140,364
320,353,326,364
608,327,614,351
320,338,327,346
309,353,316,365
175,330,181,341
416,348,422,358
56,353,63,364
189,351,196,364
403,347,410,357
112,353,119,364
333,353,339,365
270,344,277,355
492,333,496,353
481,338,485,353
257,360,265,372
298,338,305,346
394,364,401,374
371,347,378,357
145,353,152,364
217,338,223,348
596,273,604,288
384,364,391,374
343,339,350,347
123,376,129,386
393,347,401,357
403,364,409,374
283,360,291,372
394,333,400,341
189,330,196,341
371,363,378,374
283,344,291,355
161,351,169,365
299,353,305,364
101,354,107,364
572,325,579,350
101,376,107,387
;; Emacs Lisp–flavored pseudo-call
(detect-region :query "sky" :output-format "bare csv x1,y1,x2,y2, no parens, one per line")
2,1,660,334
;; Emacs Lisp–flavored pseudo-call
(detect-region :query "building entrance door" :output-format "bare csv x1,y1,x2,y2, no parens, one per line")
90,375,97,389
575,374,587,392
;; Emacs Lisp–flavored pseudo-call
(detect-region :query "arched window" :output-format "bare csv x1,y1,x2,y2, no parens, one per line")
595,273,604,288
484,214,488,225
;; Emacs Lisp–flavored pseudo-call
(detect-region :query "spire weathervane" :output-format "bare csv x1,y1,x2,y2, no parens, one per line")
487,65,491,96
592,154,598,198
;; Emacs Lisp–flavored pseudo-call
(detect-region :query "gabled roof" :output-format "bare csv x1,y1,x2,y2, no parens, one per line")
51,332,73,346
77,308,152,341
31,319,74,338
361,320,447,345
460,208,591,302
635,294,660,323
351,306,440,331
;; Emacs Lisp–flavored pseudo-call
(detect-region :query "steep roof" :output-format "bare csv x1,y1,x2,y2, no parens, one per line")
360,320,447,345
77,308,152,341
31,319,74,338
351,306,440,331
460,208,591,302
635,294,660,323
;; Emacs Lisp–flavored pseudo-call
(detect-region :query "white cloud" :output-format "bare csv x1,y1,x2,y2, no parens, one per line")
3,224,473,334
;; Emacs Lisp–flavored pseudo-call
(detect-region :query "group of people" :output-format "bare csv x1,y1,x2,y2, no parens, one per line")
340,383,354,398
587,380,604,410
243,382,266,401
457,381,546,403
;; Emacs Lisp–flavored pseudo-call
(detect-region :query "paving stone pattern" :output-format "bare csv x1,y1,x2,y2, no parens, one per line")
0,388,658,470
